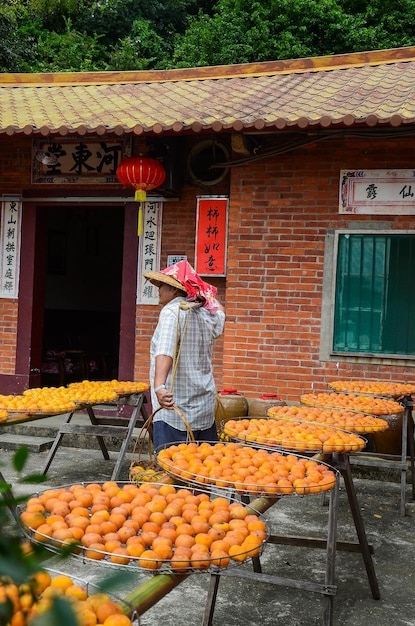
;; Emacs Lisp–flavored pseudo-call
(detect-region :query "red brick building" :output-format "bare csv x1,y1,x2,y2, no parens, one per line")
1,47,415,402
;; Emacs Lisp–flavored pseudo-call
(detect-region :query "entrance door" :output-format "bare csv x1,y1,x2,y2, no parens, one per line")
40,205,125,387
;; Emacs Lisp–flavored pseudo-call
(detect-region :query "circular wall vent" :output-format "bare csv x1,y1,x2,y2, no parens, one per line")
187,139,230,185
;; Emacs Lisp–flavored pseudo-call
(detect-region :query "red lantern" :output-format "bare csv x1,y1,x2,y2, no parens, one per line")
116,156,166,235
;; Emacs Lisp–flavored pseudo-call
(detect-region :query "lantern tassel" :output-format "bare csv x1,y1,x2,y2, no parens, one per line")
137,204,143,236
134,189,147,237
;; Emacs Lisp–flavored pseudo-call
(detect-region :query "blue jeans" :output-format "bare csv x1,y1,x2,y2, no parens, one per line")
153,421,218,453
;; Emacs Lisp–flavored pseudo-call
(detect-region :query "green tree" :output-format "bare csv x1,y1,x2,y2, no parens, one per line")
171,0,415,68
106,18,169,70
3,0,415,73
0,2,34,72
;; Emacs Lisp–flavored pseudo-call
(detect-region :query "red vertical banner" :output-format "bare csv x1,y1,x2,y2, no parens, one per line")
195,196,228,276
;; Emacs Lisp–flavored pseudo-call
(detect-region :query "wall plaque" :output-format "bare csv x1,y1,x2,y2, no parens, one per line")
340,169,415,214
32,137,131,184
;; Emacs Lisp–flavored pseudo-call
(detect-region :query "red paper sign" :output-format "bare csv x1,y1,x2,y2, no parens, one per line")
195,196,228,276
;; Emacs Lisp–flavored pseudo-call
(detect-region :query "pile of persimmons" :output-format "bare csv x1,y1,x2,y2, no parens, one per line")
300,392,403,415
327,380,415,397
0,570,135,626
20,481,267,574
266,405,389,433
157,441,336,495
0,380,149,417
223,417,366,452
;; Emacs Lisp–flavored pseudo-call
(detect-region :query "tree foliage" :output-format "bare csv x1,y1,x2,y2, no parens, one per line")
2,0,415,73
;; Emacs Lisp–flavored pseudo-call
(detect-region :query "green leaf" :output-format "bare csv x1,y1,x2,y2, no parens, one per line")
13,446,29,472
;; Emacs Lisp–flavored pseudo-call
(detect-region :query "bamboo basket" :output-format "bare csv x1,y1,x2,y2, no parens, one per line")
129,405,194,483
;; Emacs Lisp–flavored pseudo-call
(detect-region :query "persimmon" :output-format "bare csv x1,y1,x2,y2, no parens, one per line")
170,553,191,572
138,549,162,570
191,517,209,534
114,526,135,544
148,511,168,526
174,533,195,549
158,526,178,543
109,547,130,565
20,510,46,530
33,523,53,542
95,601,124,624
228,543,248,562
31,570,52,595
85,543,106,560
152,537,173,560
81,532,104,548
50,574,74,592
126,542,145,558
104,539,123,553
190,551,211,570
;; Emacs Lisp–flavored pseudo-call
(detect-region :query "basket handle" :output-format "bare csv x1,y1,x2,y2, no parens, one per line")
130,405,195,467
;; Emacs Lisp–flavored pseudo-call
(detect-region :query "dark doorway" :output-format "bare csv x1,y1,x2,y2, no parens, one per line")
41,205,124,387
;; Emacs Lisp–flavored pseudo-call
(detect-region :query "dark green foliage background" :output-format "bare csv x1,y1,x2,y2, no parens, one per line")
1,0,415,72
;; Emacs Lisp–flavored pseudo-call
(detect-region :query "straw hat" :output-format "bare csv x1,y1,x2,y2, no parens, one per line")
143,270,187,292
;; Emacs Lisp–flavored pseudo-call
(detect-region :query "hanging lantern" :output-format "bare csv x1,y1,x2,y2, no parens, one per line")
116,156,166,235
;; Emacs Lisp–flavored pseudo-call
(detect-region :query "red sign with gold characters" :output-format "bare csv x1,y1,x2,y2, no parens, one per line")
195,196,228,276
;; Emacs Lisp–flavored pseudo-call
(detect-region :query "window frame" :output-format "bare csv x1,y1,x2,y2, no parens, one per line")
319,227,415,364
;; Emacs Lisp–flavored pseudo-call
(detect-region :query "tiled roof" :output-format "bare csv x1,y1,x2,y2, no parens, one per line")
1,47,415,136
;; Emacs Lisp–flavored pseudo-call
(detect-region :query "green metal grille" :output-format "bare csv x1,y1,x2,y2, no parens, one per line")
333,233,415,355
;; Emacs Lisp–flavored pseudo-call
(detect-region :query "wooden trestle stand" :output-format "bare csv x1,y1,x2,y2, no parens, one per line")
41,392,149,481
202,452,380,626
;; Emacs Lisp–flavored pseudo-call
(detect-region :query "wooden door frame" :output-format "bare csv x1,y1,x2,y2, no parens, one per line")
7,199,138,392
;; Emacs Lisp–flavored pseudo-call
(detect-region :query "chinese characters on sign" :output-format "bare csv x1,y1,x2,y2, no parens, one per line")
0,197,22,298
339,169,415,214
32,138,131,184
137,201,163,304
195,196,228,276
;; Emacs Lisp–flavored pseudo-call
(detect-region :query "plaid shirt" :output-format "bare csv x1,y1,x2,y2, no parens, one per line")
150,297,225,431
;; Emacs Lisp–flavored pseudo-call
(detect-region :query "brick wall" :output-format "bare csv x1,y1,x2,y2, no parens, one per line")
0,299,18,374
134,134,415,403
222,135,415,402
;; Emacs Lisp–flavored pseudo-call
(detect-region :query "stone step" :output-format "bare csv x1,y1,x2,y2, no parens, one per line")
0,433,55,453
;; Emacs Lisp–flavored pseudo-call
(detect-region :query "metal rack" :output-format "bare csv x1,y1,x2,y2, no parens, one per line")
201,452,379,626
349,394,415,516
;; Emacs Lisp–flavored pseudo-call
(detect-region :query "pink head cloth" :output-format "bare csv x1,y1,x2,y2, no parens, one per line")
160,260,219,314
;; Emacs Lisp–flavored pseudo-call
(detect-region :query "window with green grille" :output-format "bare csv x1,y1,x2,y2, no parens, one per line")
333,233,415,356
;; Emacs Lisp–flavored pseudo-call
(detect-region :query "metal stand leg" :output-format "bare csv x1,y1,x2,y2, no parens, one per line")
399,400,409,516
323,476,339,626
408,406,415,501
337,454,380,599
202,573,221,626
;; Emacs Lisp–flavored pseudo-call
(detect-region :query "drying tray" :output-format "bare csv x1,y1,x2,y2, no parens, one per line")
157,440,338,497
0,382,150,420
300,392,403,416
266,405,389,433
221,416,367,454
19,481,268,576
327,380,415,398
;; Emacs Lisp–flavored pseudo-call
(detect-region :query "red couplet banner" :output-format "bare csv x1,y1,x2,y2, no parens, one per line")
195,196,228,276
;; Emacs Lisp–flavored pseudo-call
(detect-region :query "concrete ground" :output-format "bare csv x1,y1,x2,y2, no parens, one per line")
0,413,414,626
